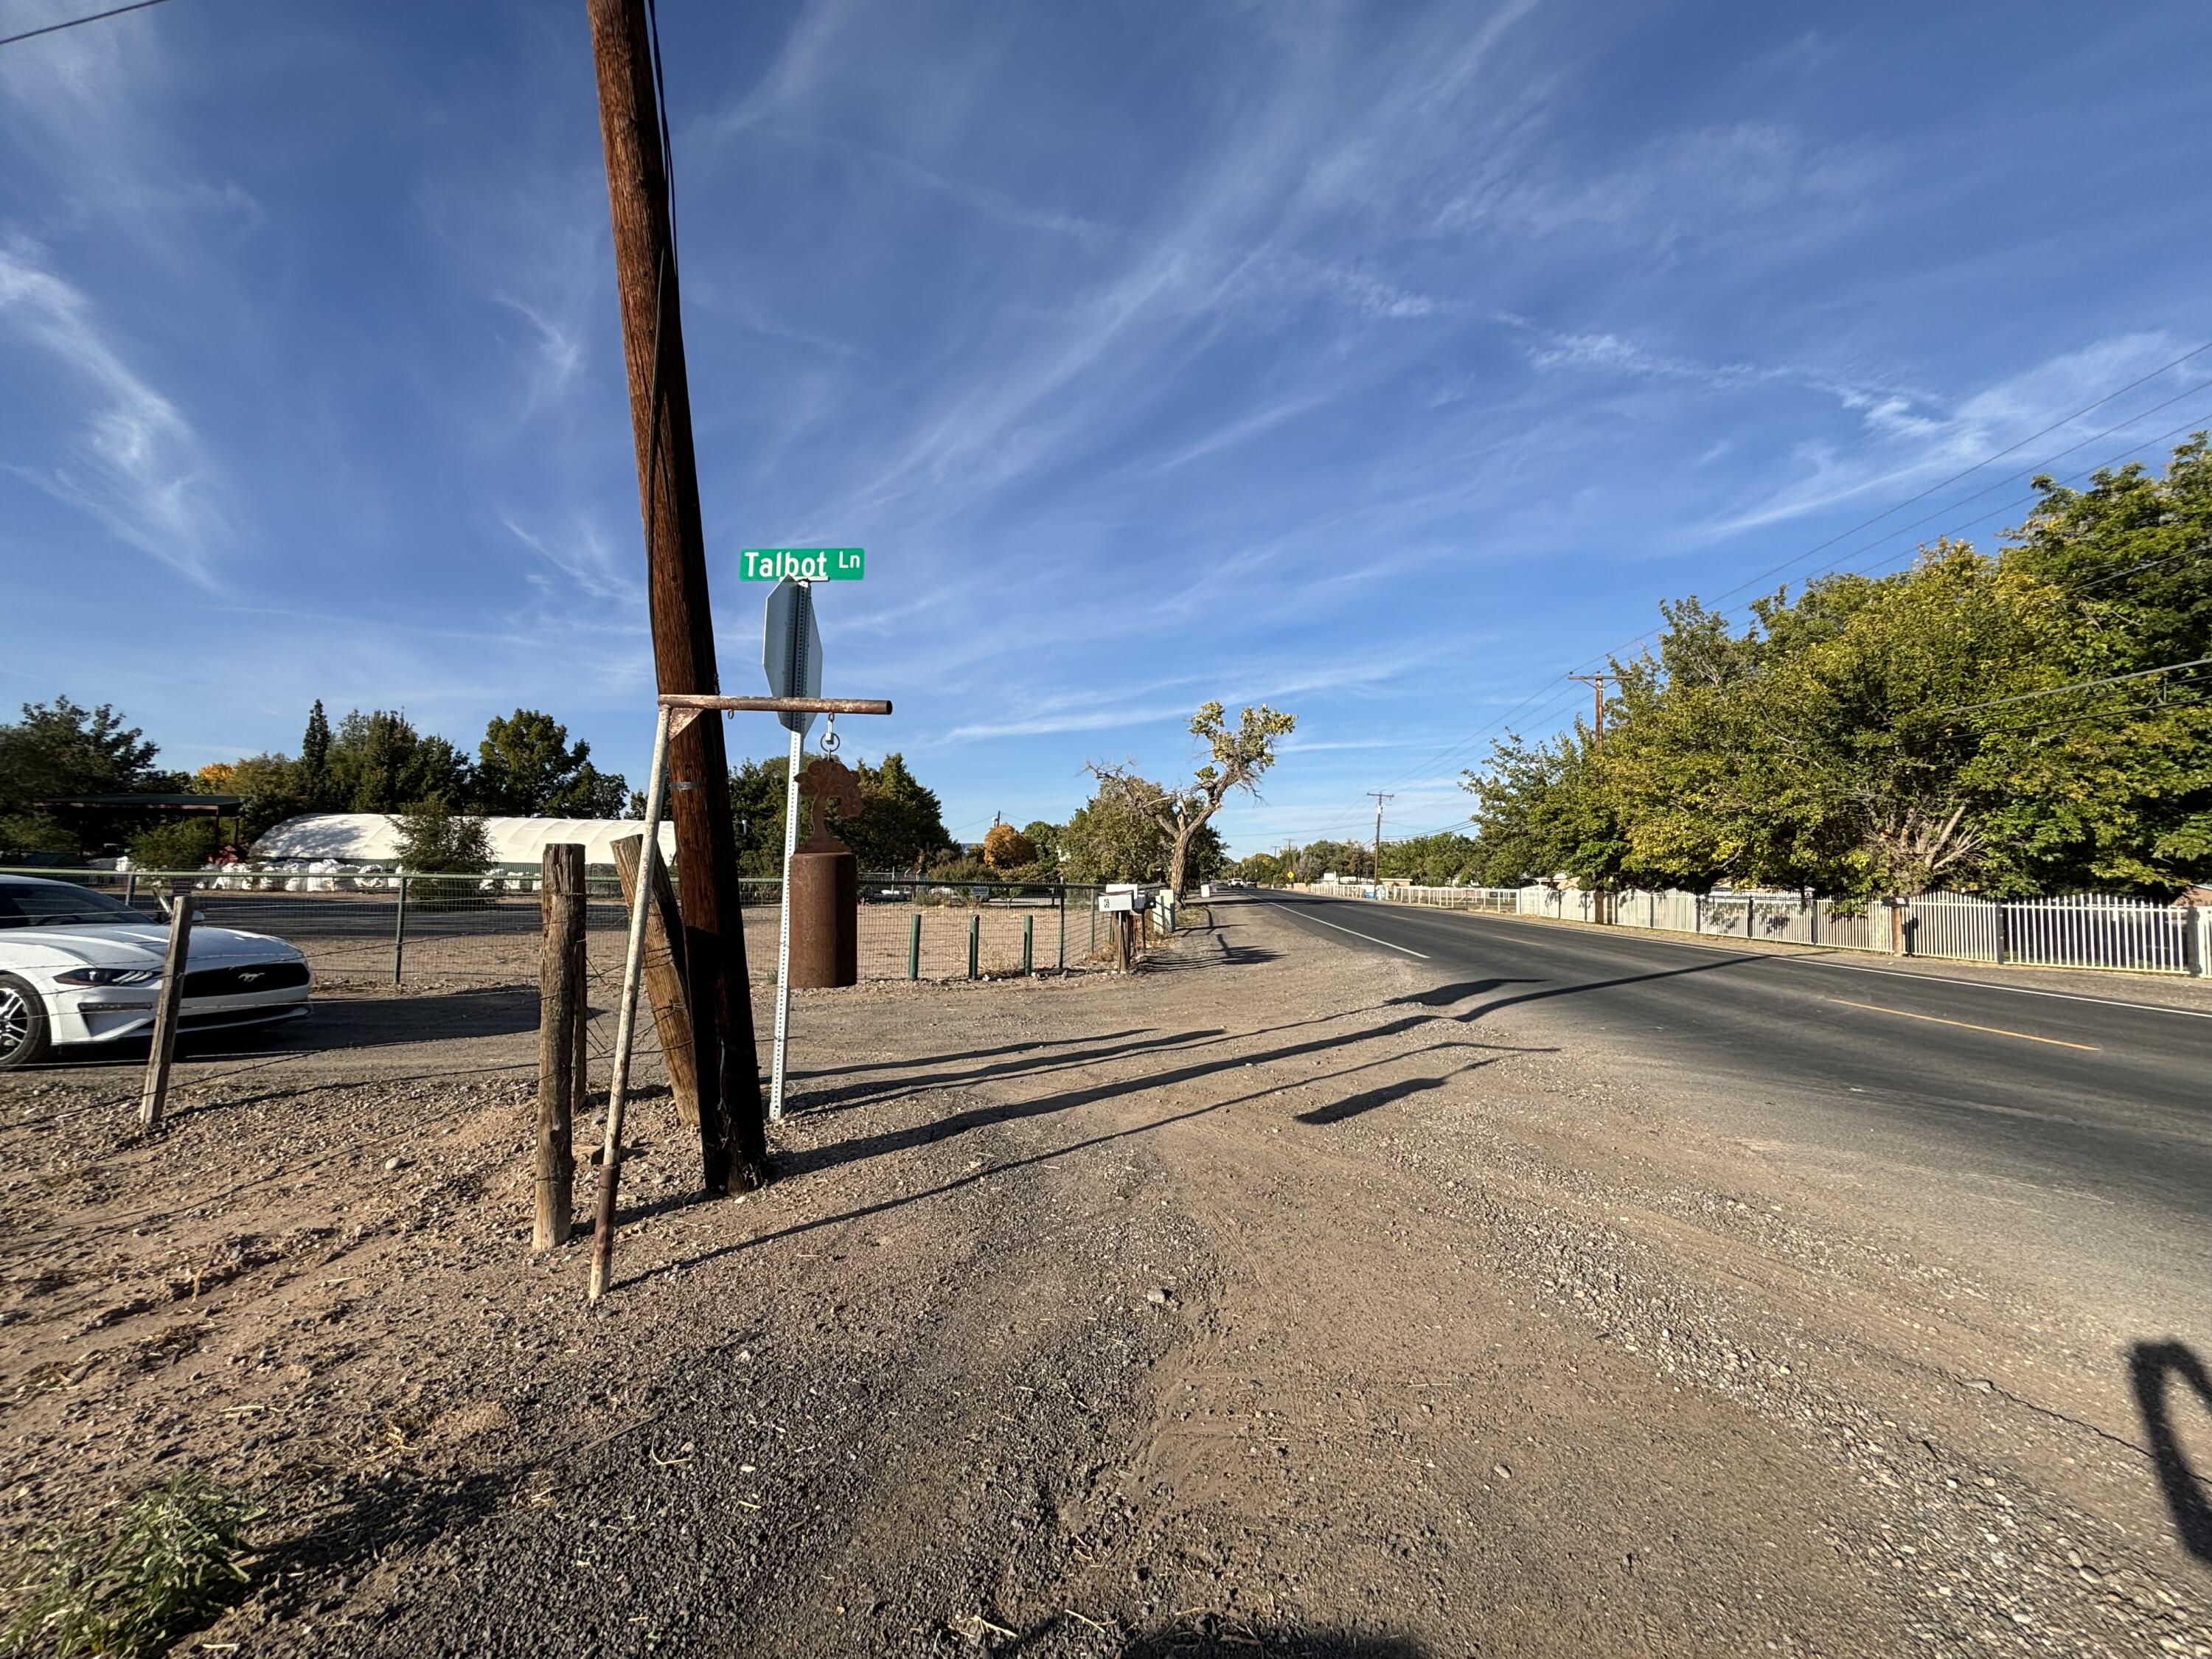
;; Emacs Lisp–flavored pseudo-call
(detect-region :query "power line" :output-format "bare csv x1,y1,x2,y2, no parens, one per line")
1980,687,2212,739
1688,340,2212,616
1772,397,2212,593
0,0,173,50
1933,655,2212,717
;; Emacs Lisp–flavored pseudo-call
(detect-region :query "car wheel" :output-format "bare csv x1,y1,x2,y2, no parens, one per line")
0,973,52,1071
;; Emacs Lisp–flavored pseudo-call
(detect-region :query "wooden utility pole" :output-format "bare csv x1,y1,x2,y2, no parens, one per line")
1568,672,1615,923
1568,672,1614,746
1367,791,1393,884
612,831,700,1129
587,0,768,1192
535,844,585,1251
137,884,195,1134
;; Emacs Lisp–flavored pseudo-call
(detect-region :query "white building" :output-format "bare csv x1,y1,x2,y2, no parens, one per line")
254,813,676,872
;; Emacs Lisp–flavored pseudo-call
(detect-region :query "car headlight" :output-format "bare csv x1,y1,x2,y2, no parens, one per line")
54,967,161,987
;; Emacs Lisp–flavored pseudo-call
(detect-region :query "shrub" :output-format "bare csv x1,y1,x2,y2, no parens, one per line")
1,1473,257,1658
125,818,220,872
924,852,990,884
0,813,80,861
393,799,493,875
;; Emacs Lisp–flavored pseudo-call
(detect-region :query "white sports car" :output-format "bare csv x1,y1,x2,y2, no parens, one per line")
0,874,312,1071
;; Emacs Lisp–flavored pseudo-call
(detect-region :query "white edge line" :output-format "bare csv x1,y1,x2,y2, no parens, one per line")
1293,895,2212,1021
1779,953,2212,1018
1269,902,1430,959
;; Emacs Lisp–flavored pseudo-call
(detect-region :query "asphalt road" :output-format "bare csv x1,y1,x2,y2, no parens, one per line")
1247,891,2212,1248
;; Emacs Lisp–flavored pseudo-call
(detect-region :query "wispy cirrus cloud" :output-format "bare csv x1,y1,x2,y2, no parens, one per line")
1707,331,2199,538
1437,121,1887,248
0,236,229,585
500,509,643,610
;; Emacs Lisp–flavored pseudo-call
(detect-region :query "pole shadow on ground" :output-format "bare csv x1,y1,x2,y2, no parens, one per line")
2128,1339,2212,1566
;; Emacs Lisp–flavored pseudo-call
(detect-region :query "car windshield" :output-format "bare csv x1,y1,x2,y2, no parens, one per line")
0,883,149,928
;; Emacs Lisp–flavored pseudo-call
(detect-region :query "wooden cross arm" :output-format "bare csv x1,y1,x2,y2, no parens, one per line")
656,695,893,714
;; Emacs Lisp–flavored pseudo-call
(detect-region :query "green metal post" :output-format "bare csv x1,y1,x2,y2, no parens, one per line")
1022,914,1033,975
967,913,979,979
392,875,408,986
908,911,921,980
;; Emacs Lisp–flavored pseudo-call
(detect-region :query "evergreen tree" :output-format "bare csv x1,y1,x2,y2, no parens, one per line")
299,700,333,810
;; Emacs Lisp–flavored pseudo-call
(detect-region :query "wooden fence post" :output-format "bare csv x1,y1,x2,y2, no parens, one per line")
535,844,585,1251
611,834,700,1130
137,883,195,1134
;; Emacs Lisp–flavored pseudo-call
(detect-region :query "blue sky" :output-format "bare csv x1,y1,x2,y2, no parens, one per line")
4,1,2211,855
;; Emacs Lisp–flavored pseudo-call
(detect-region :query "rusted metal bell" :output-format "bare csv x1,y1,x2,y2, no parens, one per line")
788,850,857,986
789,757,861,988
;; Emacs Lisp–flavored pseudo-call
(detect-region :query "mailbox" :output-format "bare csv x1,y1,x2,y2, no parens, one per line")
1098,884,1152,914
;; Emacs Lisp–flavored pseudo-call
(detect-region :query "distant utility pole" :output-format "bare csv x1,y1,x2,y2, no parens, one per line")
1367,791,1393,883
1568,672,1616,924
588,0,766,1192
1568,672,1615,748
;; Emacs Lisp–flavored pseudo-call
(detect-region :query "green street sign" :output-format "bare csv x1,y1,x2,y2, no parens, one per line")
740,547,863,582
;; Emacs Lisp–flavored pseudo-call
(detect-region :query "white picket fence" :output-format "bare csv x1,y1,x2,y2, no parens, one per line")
1329,882,2211,977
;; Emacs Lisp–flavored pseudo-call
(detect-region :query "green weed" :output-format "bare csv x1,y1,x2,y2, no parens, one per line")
1,1474,257,1658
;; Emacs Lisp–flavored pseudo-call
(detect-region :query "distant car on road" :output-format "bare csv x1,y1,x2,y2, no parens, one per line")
0,874,311,1071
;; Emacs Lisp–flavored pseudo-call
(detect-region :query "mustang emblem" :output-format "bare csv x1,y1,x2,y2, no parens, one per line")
237,970,265,984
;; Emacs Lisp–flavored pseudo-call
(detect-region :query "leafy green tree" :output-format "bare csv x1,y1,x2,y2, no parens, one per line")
729,748,957,877
1019,820,1062,875
728,755,787,877
0,812,79,860
325,711,471,813
0,698,177,824
1377,832,1482,884
473,709,627,816
829,752,957,874
1458,438,2212,902
1292,839,1366,882
1232,851,1290,886
394,799,493,874
1966,442,2212,891
1601,547,2055,898
1060,774,1171,884
194,755,305,844
1465,725,1626,890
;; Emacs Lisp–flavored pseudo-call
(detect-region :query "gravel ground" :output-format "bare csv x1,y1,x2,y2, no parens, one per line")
1,901,2205,1657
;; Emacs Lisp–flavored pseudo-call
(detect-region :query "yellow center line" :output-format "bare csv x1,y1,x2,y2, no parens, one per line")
1825,998,2100,1051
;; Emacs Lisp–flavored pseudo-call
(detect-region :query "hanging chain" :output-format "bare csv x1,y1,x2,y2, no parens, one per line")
821,713,841,754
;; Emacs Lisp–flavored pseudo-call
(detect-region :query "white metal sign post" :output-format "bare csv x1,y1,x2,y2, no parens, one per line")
762,577,823,1123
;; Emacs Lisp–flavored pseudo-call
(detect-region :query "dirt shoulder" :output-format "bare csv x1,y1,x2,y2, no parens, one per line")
1,903,2204,1657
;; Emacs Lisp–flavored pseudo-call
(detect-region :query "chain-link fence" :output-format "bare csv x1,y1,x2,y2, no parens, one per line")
2,867,1124,988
